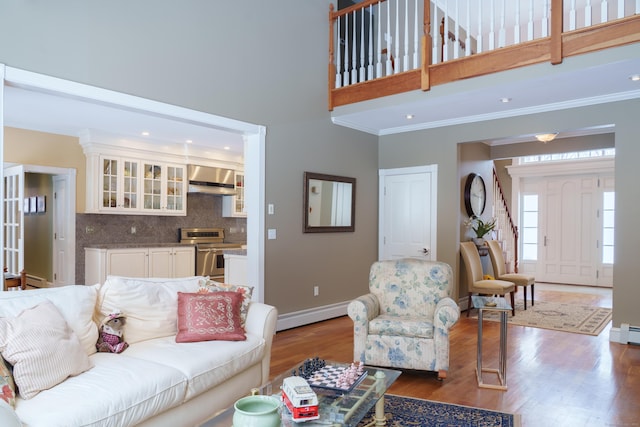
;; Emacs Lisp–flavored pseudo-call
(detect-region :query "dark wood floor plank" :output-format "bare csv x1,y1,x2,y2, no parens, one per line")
269,288,640,426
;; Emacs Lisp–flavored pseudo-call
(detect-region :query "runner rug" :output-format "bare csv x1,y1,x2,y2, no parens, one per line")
357,394,520,427
472,299,612,336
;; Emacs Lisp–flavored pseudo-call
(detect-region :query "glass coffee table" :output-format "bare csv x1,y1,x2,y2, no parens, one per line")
201,360,401,426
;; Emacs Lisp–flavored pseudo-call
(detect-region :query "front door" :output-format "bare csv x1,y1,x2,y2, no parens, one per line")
379,165,437,261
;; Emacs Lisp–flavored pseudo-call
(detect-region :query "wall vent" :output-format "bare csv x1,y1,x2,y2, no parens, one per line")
620,323,640,345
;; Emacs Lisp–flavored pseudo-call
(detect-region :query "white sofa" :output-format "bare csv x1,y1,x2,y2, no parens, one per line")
0,276,278,427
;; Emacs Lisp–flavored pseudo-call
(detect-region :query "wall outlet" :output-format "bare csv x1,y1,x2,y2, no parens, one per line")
130,226,136,234
313,285,319,297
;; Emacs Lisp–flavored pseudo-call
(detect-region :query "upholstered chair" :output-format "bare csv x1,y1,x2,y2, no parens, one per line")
459,241,516,316
348,258,460,380
486,240,536,310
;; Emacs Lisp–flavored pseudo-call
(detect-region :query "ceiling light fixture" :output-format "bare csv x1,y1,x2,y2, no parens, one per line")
141,131,150,136
405,114,414,119
499,97,512,103
630,74,640,82
535,132,558,143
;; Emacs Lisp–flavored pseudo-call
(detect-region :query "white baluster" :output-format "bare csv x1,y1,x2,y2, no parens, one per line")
368,4,374,80
404,0,410,71
359,8,366,82
585,0,592,26
335,17,342,88
541,0,549,38
637,0,640,14
377,5,383,78
453,0,460,59
477,0,484,53
465,0,471,56
514,0,521,45
394,0,400,73
570,0,577,30
351,10,358,84
443,0,449,61
528,0,534,40
343,14,350,86
413,0,419,68
617,0,624,19
386,1,392,75
498,0,506,48
489,0,495,50
432,1,440,62
601,0,608,23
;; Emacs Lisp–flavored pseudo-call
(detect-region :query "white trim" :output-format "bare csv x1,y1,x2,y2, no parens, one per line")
276,302,349,332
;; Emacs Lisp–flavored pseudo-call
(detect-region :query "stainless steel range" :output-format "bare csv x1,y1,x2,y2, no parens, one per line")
179,228,243,280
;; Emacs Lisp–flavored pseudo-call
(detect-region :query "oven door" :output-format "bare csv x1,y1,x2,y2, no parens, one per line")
195,246,225,279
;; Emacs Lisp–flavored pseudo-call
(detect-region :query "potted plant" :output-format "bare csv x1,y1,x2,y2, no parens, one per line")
465,217,497,245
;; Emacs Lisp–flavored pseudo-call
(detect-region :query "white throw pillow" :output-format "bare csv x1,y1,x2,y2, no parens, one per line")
0,301,93,399
96,276,206,344
0,284,99,356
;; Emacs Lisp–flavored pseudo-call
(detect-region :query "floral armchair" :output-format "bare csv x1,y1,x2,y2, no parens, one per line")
347,259,460,380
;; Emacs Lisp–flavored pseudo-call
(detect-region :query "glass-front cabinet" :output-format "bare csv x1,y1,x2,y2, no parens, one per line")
222,172,246,217
96,155,186,215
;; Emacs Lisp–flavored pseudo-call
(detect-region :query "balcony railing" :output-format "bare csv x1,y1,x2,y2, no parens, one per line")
328,0,640,109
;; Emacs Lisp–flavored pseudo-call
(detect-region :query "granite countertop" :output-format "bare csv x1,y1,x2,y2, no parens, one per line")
84,243,197,249
223,249,247,256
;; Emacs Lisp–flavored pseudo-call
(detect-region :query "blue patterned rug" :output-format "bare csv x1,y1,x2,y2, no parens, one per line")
357,394,520,427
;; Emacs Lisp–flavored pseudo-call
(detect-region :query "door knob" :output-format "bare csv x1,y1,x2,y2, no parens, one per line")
421,248,430,255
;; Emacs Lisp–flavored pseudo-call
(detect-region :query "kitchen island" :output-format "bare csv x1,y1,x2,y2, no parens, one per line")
223,249,247,285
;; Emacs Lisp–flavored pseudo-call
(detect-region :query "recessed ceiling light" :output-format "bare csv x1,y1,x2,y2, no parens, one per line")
499,97,512,103
406,114,414,119
185,139,193,144
629,74,640,82
223,146,231,150
141,131,150,136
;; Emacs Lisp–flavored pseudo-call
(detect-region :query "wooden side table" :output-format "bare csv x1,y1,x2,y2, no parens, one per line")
3,270,27,291
472,295,511,391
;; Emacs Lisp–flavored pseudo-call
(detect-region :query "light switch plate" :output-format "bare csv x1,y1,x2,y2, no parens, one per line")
268,204,274,215
267,229,277,240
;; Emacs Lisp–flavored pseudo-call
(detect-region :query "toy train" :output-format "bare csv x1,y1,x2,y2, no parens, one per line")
281,376,319,422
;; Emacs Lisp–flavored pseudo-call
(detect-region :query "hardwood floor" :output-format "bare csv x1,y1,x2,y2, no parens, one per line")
269,287,640,427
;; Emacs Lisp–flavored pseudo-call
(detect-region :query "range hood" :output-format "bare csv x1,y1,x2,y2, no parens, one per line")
187,165,237,195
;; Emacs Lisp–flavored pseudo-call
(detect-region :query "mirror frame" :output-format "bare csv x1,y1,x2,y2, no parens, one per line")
303,172,356,233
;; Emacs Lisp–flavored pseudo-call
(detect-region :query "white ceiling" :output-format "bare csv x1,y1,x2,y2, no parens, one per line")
331,55,640,142
3,83,247,161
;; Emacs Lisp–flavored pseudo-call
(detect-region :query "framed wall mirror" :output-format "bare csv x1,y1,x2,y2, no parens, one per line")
303,172,356,233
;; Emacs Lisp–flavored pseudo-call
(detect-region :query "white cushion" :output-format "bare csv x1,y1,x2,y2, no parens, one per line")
0,400,20,427
122,334,265,400
0,302,93,399
96,276,206,344
15,353,187,427
0,284,99,355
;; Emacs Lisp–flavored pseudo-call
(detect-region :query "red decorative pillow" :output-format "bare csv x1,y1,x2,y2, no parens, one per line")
176,292,246,343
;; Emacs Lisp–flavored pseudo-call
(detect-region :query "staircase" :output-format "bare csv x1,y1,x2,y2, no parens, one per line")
492,168,519,273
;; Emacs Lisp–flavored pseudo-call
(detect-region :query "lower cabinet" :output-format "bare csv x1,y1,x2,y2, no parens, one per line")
85,246,195,285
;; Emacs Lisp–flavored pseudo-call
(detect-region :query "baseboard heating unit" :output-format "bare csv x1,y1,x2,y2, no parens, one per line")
620,324,640,345
25,274,48,288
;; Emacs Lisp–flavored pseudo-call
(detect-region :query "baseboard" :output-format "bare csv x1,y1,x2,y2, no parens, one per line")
276,301,349,331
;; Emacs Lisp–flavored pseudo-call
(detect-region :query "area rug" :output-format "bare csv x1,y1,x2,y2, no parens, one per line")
473,299,611,336
357,394,520,427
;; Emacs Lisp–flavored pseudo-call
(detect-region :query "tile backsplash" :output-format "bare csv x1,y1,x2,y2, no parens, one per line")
76,193,246,284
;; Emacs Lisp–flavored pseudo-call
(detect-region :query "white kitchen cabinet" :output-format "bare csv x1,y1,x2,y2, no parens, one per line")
86,153,186,216
223,252,247,285
222,172,246,217
148,246,195,278
85,246,195,285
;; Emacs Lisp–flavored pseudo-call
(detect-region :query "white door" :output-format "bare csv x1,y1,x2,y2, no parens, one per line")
3,165,25,275
379,165,437,260
521,173,614,286
53,175,70,285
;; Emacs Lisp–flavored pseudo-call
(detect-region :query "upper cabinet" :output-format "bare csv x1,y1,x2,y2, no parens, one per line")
222,172,246,217
89,154,186,216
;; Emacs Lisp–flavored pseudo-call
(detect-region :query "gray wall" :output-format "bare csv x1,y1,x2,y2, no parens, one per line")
380,99,640,329
0,1,379,314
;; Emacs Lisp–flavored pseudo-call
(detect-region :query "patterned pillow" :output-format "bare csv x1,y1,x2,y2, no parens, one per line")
0,301,93,399
201,280,254,327
0,359,16,408
176,291,246,343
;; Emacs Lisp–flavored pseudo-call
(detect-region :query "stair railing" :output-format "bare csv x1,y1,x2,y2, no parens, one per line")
492,168,519,273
